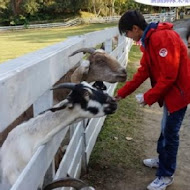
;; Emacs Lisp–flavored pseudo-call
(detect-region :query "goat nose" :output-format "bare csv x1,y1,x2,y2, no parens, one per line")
121,68,127,74
106,96,112,103
107,96,116,104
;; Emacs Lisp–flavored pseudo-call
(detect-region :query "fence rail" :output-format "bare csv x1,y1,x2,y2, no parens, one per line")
0,11,176,31
0,26,133,190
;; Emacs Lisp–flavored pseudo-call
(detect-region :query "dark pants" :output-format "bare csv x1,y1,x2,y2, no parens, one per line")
156,105,187,177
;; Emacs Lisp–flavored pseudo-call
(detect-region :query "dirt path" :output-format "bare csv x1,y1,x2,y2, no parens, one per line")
131,82,190,190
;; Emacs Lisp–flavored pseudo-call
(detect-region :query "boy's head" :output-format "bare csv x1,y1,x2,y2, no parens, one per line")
118,10,148,42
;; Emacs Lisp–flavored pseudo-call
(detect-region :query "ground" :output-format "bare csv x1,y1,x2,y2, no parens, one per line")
82,70,190,190
81,19,190,190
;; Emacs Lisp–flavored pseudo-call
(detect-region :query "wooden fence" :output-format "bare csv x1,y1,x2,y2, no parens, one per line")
0,11,176,31
0,27,133,190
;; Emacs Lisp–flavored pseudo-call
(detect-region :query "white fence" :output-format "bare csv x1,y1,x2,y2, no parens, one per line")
0,18,82,31
144,11,176,23
0,27,133,190
0,11,176,31
83,11,176,23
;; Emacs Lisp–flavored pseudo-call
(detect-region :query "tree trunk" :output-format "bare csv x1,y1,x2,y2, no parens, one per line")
92,0,97,16
111,0,115,16
11,0,23,16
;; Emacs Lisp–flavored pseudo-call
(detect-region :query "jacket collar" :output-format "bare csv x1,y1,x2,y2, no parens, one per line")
141,22,158,48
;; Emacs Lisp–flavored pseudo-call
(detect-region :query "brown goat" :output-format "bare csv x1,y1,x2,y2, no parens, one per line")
53,48,127,102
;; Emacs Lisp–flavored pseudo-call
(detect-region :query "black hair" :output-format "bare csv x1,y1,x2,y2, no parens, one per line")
118,10,148,35
186,25,190,41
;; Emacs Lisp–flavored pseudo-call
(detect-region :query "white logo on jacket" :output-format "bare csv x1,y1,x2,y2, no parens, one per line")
159,48,168,57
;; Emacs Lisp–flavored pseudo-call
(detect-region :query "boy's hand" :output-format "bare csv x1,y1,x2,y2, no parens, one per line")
135,93,146,106
114,95,122,101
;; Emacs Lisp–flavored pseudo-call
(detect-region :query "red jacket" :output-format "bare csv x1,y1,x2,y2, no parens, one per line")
117,22,190,113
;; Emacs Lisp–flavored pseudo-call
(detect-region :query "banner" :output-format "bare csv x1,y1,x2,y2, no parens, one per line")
134,0,190,7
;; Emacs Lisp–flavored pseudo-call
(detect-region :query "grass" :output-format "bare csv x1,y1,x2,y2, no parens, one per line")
0,23,116,63
87,45,145,172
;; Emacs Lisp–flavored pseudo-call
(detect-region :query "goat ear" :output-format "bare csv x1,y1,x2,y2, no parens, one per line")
71,60,90,83
48,99,69,112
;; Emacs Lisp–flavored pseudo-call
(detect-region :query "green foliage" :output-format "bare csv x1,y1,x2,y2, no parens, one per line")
9,14,28,25
118,0,153,14
0,0,160,26
0,0,9,9
79,11,96,18
21,0,40,15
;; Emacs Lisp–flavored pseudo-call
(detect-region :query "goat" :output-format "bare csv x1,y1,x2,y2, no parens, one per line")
53,47,127,102
0,47,126,146
43,177,95,190
0,81,117,189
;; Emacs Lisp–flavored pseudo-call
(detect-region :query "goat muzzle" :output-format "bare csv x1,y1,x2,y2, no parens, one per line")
104,97,117,114
117,68,127,82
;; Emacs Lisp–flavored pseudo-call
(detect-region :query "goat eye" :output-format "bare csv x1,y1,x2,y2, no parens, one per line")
83,90,90,97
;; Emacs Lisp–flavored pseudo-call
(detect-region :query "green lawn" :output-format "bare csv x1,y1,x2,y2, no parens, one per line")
86,45,145,173
0,23,116,63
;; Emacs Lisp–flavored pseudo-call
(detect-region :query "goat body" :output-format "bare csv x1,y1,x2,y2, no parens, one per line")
0,82,117,188
1,105,80,185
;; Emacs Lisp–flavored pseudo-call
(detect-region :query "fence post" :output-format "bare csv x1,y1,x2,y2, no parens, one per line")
81,119,88,173
118,35,123,58
104,38,113,53
33,90,53,117
33,90,54,185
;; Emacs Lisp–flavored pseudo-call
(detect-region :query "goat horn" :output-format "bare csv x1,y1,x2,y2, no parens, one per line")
69,48,96,57
51,83,76,90
43,177,89,190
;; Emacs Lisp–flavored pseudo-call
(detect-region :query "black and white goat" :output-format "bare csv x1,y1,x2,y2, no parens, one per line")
0,82,117,189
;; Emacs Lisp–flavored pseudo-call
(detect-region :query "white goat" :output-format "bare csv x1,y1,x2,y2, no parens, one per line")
0,82,117,189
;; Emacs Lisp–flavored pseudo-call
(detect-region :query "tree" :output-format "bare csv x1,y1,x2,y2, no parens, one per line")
21,0,40,15
0,0,9,9
115,0,125,15
108,0,116,16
